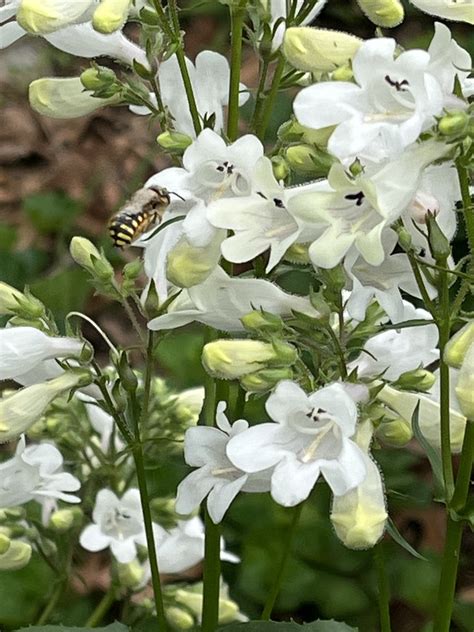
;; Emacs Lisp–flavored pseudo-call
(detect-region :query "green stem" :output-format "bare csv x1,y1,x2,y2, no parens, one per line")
451,420,474,512
374,542,392,632
227,0,247,141
261,503,304,620
255,54,286,141
252,54,271,132
85,586,117,628
456,159,474,255
120,297,146,346
36,581,64,625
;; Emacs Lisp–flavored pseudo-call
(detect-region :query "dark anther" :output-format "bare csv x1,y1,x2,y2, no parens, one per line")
273,198,285,208
345,191,365,207
384,75,410,92
257,191,267,199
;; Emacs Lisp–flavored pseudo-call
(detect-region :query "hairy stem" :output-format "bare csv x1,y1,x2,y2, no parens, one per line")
227,0,247,141
255,54,286,141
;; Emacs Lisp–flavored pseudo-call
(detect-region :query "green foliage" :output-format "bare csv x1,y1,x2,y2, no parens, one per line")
23,192,82,235
31,268,92,326
14,625,128,632
218,620,358,631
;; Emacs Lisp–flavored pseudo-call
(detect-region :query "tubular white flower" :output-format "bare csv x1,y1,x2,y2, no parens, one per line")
409,0,474,25
16,0,96,34
283,27,362,72
0,327,84,381
0,436,81,508
0,372,86,444
227,381,367,506
176,402,272,524
427,22,474,99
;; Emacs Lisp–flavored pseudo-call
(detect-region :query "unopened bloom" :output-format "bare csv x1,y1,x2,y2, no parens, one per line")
16,0,95,34
0,436,81,510
0,327,84,382
266,0,328,50
92,0,131,33
80,489,165,563
283,27,361,72
0,539,32,571
0,283,43,318
175,403,272,523
445,322,474,369
454,344,474,419
355,0,404,27
227,381,367,506
29,77,121,119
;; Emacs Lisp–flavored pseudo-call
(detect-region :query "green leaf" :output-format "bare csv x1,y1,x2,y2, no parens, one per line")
218,620,357,631
386,517,427,561
411,402,444,494
15,624,128,632
31,268,92,326
23,191,82,234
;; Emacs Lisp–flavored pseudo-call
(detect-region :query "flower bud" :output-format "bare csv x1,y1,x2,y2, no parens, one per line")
396,226,413,251
202,340,297,380
438,111,469,137
92,0,132,33
376,417,413,446
0,283,44,318
394,368,436,392
165,606,194,630
283,27,362,72
355,0,404,27
80,66,118,91
17,0,94,34
426,212,451,263
455,344,474,420
332,65,354,82
157,131,193,152
444,322,474,369
0,534,10,555
284,243,311,265
0,508,26,524
0,540,32,571
29,77,121,119
117,559,145,589
240,310,283,333
49,508,82,531
271,156,290,181
70,237,115,282
118,353,138,392
166,236,221,289
240,367,294,393
0,372,89,443
408,190,440,224
174,387,205,426
286,144,333,176
331,455,387,549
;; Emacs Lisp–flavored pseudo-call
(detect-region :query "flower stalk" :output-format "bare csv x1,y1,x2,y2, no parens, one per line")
227,0,248,141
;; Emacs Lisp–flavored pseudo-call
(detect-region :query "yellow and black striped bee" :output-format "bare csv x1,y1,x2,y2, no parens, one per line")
108,186,171,248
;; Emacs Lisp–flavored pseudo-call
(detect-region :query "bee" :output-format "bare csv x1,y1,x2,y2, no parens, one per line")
108,186,172,248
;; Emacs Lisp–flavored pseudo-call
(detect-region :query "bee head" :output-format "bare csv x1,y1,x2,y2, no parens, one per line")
149,186,171,207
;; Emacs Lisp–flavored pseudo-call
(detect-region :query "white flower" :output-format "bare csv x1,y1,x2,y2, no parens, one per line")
132,52,249,138
0,436,80,509
409,0,474,25
147,266,319,333
294,37,445,160
267,0,328,50
80,489,165,563
292,142,448,268
348,301,439,380
227,381,367,506
0,327,84,382
207,157,323,272
176,402,272,524
427,23,474,99
157,516,239,574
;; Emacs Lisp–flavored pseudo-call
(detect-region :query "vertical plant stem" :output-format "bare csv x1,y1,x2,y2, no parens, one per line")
252,54,270,131
201,350,221,632
456,159,474,254
255,54,286,141
434,420,474,632
36,581,65,625
374,542,392,632
85,586,117,628
227,0,247,141
261,503,304,620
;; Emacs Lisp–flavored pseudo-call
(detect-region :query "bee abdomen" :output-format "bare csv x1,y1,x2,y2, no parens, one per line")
108,211,154,248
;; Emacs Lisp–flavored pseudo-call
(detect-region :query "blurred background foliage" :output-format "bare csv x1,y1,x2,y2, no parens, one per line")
0,1,473,631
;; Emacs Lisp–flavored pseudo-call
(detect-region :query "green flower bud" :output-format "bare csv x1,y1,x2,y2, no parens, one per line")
93,0,132,34
394,368,436,392
284,243,311,264
17,0,93,34
240,367,294,393
286,144,333,176
396,226,413,251
271,156,290,181
426,212,451,263
444,322,474,369
241,310,284,333
283,27,362,73
376,417,413,446
123,259,143,280
0,508,26,524
49,508,82,531
438,110,469,137
0,534,10,555
217,599,241,624
70,237,115,282
355,0,404,27
157,131,193,152
0,540,32,571
332,65,354,82
455,344,474,420
80,66,118,91
174,387,205,426
202,340,297,380
0,283,45,319
118,352,138,392
117,559,145,589
165,606,195,630
167,236,221,289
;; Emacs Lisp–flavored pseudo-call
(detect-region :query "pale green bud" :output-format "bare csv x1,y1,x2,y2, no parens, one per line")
283,27,362,72
17,0,94,34
92,0,132,33
0,534,10,555
157,131,193,152
455,344,474,420
70,237,115,281
165,606,195,630
444,322,474,369
49,508,82,532
241,310,283,334
117,559,145,589
396,226,413,251
0,372,89,443
271,156,290,181
284,243,311,264
355,0,404,27
394,369,436,392
376,417,413,446
202,340,296,380
166,236,221,289
0,540,32,571
0,508,26,524
29,77,120,119
286,144,333,176
240,367,294,393
426,212,451,263
438,111,469,136
174,387,205,425
80,66,118,91
0,283,44,318
217,599,240,624
332,65,354,82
